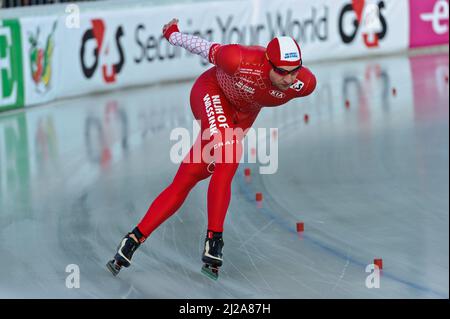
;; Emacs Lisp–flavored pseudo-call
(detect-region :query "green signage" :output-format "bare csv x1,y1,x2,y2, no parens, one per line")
0,19,24,112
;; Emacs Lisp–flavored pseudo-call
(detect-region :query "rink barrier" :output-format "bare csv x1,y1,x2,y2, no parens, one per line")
0,0,448,112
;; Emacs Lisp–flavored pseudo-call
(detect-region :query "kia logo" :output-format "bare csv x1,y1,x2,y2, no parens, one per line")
269,90,286,99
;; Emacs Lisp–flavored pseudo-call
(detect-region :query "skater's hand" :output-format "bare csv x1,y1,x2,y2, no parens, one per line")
163,18,178,34
163,18,180,40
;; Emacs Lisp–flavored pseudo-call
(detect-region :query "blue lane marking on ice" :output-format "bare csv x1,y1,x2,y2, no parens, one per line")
235,169,447,298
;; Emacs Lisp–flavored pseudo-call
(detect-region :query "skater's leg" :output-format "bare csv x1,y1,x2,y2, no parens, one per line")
207,143,242,232
187,72,257,234
137,137,211,238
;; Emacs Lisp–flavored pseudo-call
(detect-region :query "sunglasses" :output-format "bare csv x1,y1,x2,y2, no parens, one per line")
268,59,302,76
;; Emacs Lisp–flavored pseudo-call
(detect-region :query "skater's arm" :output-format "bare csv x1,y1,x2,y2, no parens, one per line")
294,67,317,97
209,44,241,75
163,18,216,61
163,18,241,75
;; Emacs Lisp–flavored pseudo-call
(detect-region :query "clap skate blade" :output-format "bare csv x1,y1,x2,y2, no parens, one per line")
201,263,219,280
106,259,122,276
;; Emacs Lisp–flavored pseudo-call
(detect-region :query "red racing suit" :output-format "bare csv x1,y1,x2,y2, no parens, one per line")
137,29,317,237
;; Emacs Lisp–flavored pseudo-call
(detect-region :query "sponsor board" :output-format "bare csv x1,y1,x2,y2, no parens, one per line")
20,17,60,106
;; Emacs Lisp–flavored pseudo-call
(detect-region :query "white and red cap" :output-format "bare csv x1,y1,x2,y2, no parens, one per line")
265,36,302,67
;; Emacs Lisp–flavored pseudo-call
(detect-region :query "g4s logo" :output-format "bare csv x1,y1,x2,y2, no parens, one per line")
80,19,125,83
338,0,388,48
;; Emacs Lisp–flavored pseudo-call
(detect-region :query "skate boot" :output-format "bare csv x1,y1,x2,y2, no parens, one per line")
106,227,145,276
201,230,224,280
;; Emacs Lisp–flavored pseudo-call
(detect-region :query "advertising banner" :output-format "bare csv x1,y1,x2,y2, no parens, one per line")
409,0,449,48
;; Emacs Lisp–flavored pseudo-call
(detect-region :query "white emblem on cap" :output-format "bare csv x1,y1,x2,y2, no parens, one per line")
277,36,300,62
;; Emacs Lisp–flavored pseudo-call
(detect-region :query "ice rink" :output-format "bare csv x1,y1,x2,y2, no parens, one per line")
0,50,448,298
